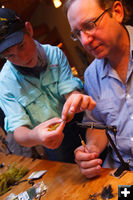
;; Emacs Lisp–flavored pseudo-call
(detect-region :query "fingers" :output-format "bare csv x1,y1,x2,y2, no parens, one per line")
75,154,102,169
74,148,102,178
41,124,65,149
47,133,64,149
75,150,99,162
53,121,66,133
44,121,66,149
78,95,94,112
87,96,96,110
62,94,96,121
61,95,81,121
61,94,83,121
80,165,102,178
43,117,63,127
67,95,82,113
76,158,102,178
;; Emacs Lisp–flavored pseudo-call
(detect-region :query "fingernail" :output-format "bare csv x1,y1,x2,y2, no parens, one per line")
98,160,102,164
96,165,101,170
69,107,74,112
59,118,63,121
61,115,65,120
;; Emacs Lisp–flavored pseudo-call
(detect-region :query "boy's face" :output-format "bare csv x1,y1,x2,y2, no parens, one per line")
67,0,124,60
2,33,38,68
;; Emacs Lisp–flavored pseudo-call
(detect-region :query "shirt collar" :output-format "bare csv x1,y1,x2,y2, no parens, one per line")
125,25,133,61
35,40,47,67
101,58,109,79
101,25,133,79
13,41,48,78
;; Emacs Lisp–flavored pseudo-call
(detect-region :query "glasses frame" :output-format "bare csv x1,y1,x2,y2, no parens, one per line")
71,7,111,41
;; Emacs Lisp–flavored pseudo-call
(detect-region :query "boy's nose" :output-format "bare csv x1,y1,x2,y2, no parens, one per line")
18,52,28,63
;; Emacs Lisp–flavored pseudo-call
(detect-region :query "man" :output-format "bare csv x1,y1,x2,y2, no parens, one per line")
0,8,96,162
65,0,133,177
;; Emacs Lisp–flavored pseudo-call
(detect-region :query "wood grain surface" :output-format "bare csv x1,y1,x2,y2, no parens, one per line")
0,153,133,200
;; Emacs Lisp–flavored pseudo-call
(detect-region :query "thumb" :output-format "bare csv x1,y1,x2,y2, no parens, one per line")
55,121,66,133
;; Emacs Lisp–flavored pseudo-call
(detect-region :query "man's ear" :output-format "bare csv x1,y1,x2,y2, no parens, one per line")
25,22,33,37
111,1,124,23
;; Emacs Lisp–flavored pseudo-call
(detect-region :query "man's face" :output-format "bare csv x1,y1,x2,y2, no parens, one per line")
67,0,123,60
2,33,38,68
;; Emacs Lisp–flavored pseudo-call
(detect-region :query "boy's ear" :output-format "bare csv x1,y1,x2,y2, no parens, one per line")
25,22,33,37
111,1,124,23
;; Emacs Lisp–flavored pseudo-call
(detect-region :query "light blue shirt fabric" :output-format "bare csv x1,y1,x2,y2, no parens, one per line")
84,26,133,169
0,43,83,132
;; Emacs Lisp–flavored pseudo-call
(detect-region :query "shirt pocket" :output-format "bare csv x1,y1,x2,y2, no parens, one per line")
17,88,62,126
95,98,117,125
41,65,64,100
17,92,50,125
116,136,132,155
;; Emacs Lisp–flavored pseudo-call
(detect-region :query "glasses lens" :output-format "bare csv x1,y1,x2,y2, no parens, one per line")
82,21,95,32
70,33,78,41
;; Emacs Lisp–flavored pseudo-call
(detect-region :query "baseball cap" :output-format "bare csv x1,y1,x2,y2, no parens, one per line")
0,8,25,53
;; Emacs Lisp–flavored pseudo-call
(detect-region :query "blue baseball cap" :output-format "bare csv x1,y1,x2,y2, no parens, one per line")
0,8,25,53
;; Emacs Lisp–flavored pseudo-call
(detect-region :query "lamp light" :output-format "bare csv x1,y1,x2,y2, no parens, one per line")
52,0,62,8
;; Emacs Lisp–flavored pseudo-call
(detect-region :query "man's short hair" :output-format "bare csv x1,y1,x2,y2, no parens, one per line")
64,0,133,24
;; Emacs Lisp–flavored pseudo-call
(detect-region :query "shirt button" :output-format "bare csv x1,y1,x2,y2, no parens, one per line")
126,94,130,99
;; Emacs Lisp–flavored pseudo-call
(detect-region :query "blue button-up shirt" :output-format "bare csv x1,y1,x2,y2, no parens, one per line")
84,26,133,169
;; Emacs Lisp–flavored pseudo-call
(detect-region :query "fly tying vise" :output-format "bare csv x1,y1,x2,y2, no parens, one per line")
76,122,130,178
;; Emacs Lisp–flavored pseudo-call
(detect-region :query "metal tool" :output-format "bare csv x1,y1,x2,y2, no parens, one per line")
79,134,89,152
76,122,130,177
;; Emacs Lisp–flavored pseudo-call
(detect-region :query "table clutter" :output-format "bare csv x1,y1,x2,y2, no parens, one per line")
0,153,133,200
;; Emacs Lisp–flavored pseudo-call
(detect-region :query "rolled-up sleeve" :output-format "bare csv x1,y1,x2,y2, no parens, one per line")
0,79,32,132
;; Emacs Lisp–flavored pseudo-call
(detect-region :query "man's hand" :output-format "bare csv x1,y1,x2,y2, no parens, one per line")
62,91,96,121
32,118,66,149
74,145,103,178
14,118,66,149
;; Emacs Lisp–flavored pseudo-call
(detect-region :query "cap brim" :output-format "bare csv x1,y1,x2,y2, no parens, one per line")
0,30,24,53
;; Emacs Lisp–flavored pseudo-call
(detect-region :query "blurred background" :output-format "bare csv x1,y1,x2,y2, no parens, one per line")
0,0,95,80
0,0,132,79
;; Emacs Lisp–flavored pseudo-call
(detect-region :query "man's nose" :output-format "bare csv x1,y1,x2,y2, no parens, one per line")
80,31,94,46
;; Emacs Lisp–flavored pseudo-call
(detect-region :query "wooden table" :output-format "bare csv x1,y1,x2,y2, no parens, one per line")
0,153,133,200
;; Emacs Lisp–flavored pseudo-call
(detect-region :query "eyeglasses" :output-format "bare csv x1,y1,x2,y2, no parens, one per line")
71,8,111,41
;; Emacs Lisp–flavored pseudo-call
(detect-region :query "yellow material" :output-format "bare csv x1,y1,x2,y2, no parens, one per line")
79,134,86,147
48,123,61,131
0,163,29,195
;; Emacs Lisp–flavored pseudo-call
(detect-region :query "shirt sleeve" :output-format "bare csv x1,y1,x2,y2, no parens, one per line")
0,69,32,132
56,47,83,96
83,62,105,124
